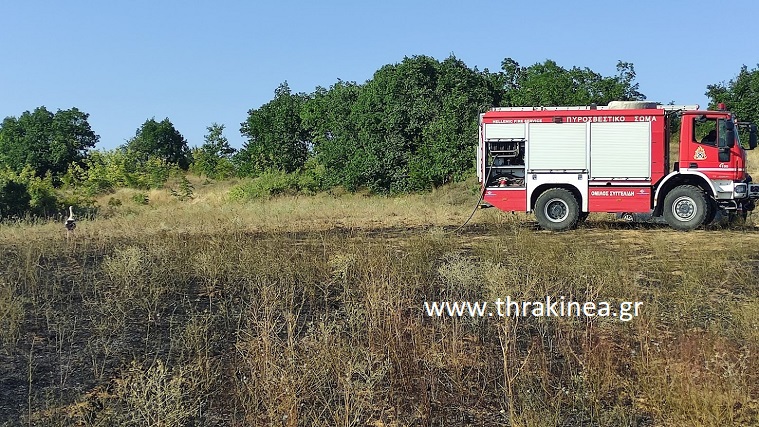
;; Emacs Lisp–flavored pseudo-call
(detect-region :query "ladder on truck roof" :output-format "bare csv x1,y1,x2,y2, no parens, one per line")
490,104,700,112
658,105,700,111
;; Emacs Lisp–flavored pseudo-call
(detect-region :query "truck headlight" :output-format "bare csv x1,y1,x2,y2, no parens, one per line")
734,183,747,196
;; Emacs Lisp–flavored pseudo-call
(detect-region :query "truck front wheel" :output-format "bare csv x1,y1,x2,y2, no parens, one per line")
663,185,708,231
704,198,718,225
534,188,580,231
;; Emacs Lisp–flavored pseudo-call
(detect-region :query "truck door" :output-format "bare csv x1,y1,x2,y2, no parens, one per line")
682,116,735,180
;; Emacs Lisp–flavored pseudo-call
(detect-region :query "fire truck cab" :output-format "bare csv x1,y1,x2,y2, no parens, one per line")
477,101,759,231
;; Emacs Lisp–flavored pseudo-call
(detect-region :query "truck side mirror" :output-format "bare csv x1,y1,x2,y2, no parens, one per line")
750,124,758,150
726,129,735,148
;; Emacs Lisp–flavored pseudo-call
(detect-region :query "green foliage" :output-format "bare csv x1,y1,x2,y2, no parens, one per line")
189,124,236,179
170,176,195,201
228,169,320,201
0,166,60,219
0,175,30,219
125,118,191,170
407,56,502,190
64,151,121,194
706,64,759,124
500,59,645,106
140,156,176,189
236,82,310,176
300,80,363,188
24,171,58,216
0,106,99,177
298,55,643,194
132,192,150,205
63,149,181,196
228,171,298,200
0,55,655,207
302,55,502,193
299,157,328,193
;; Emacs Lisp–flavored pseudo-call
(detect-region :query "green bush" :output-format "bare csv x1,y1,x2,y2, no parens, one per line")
0,166,62,219
63,149,181,196
228,170,299,201
189,124,237,180
0,176,30,219
63,150,129,194
170,176,195,201
138,156,176,189
292,158,327,195
27,178,58,216
132,193,150,205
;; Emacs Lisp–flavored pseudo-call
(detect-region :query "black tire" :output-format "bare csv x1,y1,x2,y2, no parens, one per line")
703,198,718,225
662,185,708,231
534,188,580,231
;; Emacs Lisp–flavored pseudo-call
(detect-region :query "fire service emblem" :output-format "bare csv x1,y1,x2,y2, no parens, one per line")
694,146,707,160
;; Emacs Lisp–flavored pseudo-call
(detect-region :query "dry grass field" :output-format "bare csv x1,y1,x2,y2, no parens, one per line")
1,156,759,426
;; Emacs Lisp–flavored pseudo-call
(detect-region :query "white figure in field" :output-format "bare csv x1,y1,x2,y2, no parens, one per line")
65,206,76,238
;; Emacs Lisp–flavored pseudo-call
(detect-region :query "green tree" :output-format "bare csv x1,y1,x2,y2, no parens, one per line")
407,56,502,190
0,106,99,177
342,56,440,192
500,58,645,107
190,124,236,179
303,55,502,192
236,82,310,176
247,56,644,194
125,118,191,170
300,80,362,188
706,64,759,124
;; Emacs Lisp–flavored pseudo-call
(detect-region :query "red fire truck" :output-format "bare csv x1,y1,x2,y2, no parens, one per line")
477,101,758,231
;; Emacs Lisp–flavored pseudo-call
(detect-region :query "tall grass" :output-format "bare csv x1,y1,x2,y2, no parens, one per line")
0,177,758,426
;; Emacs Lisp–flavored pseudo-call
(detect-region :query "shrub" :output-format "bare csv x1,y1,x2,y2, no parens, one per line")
132,193,150,205
137,156,176,190
0,166,62,219
0,176,30,219
63,149,181,196
170,176,195,201
25,172,58,217
228,170,299,201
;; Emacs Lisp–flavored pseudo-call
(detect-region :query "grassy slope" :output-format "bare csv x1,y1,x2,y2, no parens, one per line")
1,164,759,426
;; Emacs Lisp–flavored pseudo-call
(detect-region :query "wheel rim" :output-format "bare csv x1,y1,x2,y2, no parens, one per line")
672,196,697,221
544,198,569,222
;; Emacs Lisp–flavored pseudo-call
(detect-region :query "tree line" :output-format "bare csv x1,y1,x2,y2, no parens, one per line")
0,55,757,216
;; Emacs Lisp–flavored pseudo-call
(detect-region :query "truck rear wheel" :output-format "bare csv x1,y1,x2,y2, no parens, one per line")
663,185,708,231
535,188,579,231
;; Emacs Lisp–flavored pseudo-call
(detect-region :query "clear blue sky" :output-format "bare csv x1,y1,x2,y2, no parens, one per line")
2,0,757,150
